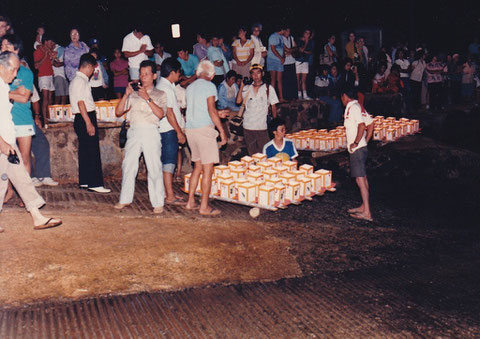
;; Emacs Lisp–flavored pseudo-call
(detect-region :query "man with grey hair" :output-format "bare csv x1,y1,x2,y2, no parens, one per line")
184,60,228,216
0,51,62,232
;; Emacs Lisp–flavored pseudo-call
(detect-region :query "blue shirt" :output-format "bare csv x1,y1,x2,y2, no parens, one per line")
178,54,199,77
267,33,284,61
217,81,239,111
185,78,218,129
9,65,34,126
263,138,298,160
207,46,229,76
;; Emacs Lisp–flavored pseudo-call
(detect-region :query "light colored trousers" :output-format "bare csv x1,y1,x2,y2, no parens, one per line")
0,144,45,212
119,125,165,208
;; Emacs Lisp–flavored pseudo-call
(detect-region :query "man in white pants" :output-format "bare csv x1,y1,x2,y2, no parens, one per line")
114,60,167,214
0,51,62,232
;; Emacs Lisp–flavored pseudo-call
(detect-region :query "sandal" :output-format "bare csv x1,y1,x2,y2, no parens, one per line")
165,197,187,205
199,208,221,216
34,218,62,230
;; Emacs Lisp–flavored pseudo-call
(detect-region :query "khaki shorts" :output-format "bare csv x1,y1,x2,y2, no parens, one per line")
186,126,219,165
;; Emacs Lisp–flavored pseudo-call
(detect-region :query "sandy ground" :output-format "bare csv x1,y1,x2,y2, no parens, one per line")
0,210,300,306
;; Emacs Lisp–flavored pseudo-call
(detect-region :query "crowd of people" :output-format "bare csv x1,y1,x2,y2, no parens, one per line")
1,14,480,230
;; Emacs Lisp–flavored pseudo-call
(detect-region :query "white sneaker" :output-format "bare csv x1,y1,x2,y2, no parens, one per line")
304,95,313,100
79,184,88,189
40,177,59,186
31,177,42,187
88,186,111,193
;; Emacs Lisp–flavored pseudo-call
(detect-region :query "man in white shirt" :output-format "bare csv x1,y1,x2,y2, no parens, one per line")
0,51,62,231
153,42,171,79
341,90,374,222
156,57,187,205
250,23,267,66
236,64,279,155
69,53,110,193
121,26,154,82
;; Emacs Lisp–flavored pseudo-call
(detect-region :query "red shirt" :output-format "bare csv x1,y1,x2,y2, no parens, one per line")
33,47,54,77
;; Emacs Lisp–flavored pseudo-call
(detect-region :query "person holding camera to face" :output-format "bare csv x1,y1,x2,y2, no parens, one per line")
115,60,167,214
236,64,279,155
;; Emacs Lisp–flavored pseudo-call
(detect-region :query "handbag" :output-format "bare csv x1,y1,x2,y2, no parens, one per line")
119,120,128,148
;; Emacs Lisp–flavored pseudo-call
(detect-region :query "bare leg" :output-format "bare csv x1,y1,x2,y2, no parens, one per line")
41,89,49,122
186,161,202,209
164,171,185,204
270,71,277,94
301,74,307,92
199,163,216,214
296,73,302,92
354,176,372,219
17,136,32,174
60,95,67,105
277,71,284,102
175,149,182,180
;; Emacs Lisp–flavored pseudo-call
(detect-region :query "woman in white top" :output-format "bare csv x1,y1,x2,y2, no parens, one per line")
410,50,426,109
250,23,267,66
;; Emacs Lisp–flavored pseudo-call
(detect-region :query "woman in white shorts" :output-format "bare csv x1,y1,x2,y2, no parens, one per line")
1,34,37,202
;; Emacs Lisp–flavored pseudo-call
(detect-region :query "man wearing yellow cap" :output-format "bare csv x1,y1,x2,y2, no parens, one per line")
236,64,279,155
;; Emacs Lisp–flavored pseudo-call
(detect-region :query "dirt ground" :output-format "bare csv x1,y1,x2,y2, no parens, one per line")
0,210,300,306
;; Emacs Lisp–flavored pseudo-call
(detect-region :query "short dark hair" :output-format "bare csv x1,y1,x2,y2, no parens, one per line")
226,70,237,79
341,90,357,100
41,34,53,44
161,57,181,78
79,53,97,69
89,47,99,58
269,117,286,134
1,34,23,58
139,60,156,74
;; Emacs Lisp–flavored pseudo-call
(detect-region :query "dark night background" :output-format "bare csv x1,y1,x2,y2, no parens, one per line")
1,0,479,61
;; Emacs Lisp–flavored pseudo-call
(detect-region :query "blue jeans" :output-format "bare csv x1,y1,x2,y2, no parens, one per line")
318,96,343,123
119,125,165,208
31,124,51,178
160,129,178,174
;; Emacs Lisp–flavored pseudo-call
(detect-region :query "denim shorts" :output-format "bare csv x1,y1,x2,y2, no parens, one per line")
160,129,178,173
266,57,284,72
349,146,368,178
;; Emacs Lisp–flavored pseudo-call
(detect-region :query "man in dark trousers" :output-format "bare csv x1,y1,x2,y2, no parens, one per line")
69,53,110,193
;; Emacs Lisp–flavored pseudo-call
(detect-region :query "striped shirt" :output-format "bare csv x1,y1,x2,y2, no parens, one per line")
232,39,254,62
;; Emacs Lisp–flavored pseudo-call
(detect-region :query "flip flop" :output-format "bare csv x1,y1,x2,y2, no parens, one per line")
165,197,187,206
34,218,62,230
347,207,363,214
183,205,199,211
349,213,373,222
199,208,221,216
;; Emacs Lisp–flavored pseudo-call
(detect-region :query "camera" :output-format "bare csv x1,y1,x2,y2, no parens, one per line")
130,82,140,91
243,77,253,86
8,151,20,165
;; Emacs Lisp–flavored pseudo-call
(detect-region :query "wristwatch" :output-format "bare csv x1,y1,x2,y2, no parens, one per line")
146,98,152,103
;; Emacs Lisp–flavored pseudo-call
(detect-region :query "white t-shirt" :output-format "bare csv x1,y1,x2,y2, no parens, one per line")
156,77,185,133
410,59,426,82
343,100,373,153
53,45,65,78
154,51,172,78
0,78,15,144
395,59,410,78
242,84,279,130
89,63,104,88
121,32,154,69
251,35,265,66
282,35,296,65
69,71,95,114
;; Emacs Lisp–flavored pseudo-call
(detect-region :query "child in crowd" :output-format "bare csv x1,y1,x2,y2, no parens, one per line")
89,48,108,101
110,48,129,98
372,62,387,93
263,117,298,161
